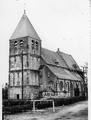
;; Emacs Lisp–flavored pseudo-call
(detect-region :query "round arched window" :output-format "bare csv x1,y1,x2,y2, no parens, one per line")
60,81,63,91
66,82,69,91
48,81,54,88
70,82,73,91
14,41,17,47
20,40,23,47
31,40,34,49
36,41,38,50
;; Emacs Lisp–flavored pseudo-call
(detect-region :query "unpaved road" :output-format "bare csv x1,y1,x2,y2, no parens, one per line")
4,100,88,120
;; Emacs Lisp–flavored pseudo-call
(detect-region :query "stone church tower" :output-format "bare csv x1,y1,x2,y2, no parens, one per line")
8,11,41,99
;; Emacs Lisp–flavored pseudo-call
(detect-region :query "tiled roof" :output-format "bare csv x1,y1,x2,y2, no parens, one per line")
41,48,81,71
57,51,81,71
41,48,68,68
42,47,82,81
10,11,40,40
47,65,82,81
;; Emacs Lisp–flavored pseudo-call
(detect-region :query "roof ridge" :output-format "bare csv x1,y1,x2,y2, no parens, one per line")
58,50,71,56
42,47,57,53
42,47,71,57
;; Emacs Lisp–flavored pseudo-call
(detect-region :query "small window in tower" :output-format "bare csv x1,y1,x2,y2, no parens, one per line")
31,40,34,49
20,40,23,47
14,41,17,47
36,41,38,50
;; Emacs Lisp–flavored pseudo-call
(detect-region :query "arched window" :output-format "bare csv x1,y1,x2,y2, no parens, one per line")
76,82,78,88
77,82,81,91
31,40,34,49
74,82,76,89
36,41,38,50
64,81,67,91
66,82,69,91
14,41,17,47
70,82,73,91
60,81,63,91
48,81,54,88
20,40,23,47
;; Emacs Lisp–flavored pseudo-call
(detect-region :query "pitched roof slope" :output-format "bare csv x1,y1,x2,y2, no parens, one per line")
10,11,40,40
47,65,82,81
41,48,68,68
57,50,81,71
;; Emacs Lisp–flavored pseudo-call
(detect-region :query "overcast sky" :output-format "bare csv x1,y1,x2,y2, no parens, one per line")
0,0,89,85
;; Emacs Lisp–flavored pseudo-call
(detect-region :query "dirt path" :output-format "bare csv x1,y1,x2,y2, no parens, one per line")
4,100,88,120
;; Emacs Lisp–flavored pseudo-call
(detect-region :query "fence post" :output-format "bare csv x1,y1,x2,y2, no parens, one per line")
33,100,35,112
52,101,55,112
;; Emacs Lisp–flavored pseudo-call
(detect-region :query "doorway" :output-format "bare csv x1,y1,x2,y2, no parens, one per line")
17,94,19,99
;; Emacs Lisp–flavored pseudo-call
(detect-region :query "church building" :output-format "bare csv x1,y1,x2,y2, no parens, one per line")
8,11,84,99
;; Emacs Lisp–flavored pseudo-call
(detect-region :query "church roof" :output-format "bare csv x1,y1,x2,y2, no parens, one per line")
57,51,81,71
41,48,68,68
47,65,82,81
41,48,81,71
41,47,82,81
10,11,40,40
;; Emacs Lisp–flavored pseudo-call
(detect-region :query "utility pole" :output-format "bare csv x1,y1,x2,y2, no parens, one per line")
20,40,23,100
21,49,23,100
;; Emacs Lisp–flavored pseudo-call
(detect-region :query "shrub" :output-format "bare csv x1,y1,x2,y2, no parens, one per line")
3,99,32,107
3,104,33,114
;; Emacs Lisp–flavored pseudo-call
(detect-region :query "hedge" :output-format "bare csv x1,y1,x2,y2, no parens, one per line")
3,104,33,114
3,99,32,107
53,96,85,106
3,96,86,114
34,96,85,109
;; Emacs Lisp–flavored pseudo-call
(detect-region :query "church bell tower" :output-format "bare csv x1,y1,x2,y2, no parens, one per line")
8,11,41,99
